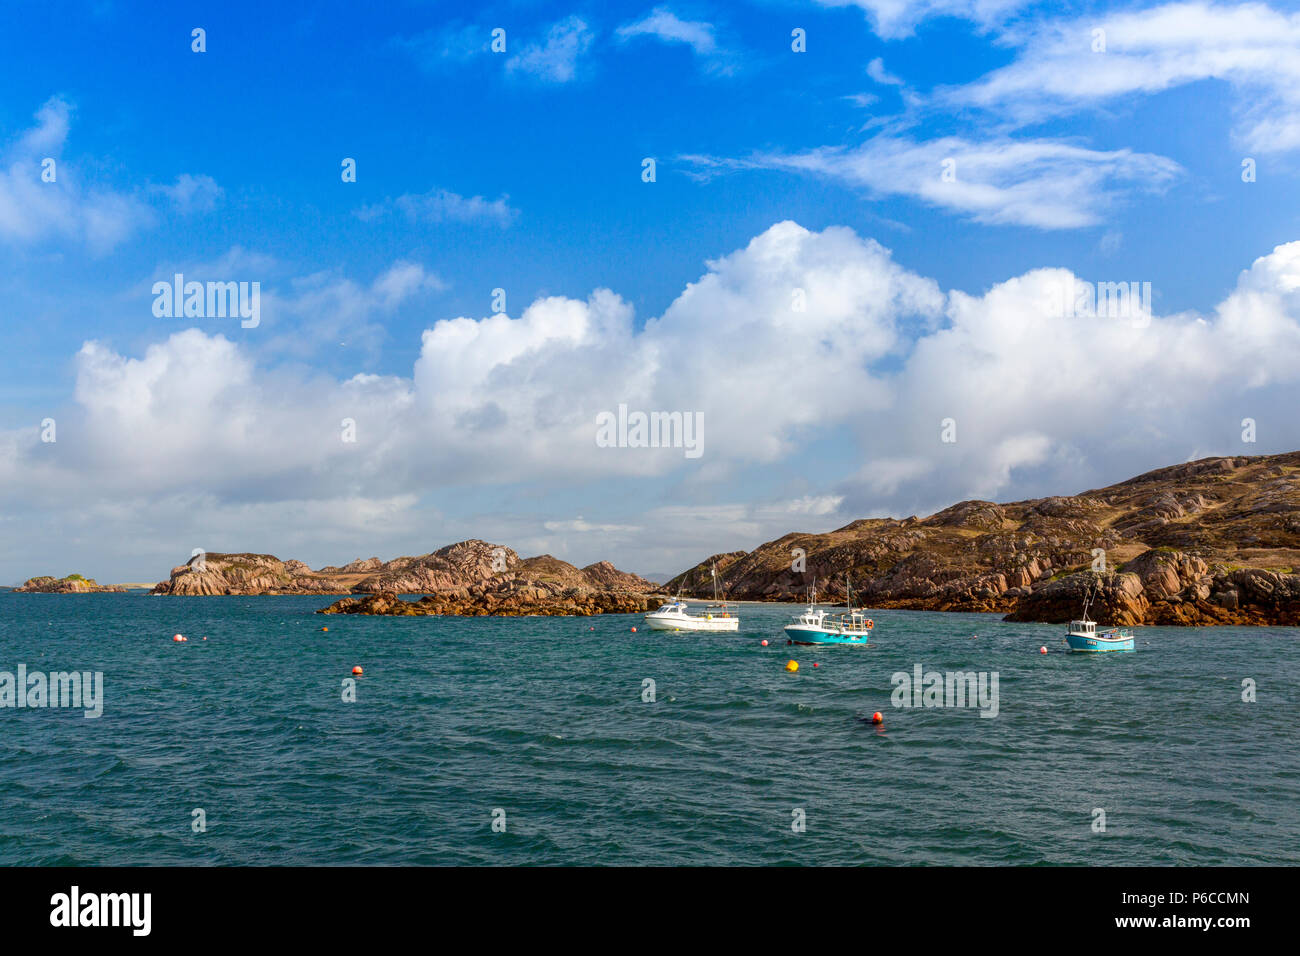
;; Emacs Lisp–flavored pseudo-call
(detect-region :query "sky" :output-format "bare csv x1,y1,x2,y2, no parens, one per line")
2,0,1300,583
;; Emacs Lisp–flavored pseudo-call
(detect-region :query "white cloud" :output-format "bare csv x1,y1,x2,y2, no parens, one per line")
0,97,224,252
506,16,594,83
259,260,446,359
152,174,223,214
396,22,493,68
617,7,719,56
867,57,904,86
943,1,1300,155
543,517,644,533
684,135,1183,229
815,0,1033,39
0,97,153,252
7,224,1300,579
842,238,1300,513
357,187,517,226
1,223,940,511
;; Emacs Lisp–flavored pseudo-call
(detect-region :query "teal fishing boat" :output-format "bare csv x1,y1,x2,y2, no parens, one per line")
1065,579,1135,652
1065,620,1135,652
782,578,875,646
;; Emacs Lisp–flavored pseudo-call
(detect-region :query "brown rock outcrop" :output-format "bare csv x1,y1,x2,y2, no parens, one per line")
318,579,660,617
150,553,352,595
148,540,663,615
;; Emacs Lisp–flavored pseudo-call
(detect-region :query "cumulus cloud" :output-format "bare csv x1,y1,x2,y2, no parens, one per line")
840,239,1300,514
6,222,1300,579
683,136,1183,229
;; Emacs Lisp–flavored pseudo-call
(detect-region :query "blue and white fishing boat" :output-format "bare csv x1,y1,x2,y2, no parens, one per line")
1065,579,1135,652
783,578,875,646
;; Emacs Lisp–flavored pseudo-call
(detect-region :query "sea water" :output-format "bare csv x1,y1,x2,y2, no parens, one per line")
1,593,1296,865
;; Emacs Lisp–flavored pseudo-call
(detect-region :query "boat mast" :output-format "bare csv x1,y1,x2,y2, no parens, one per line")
1081,575,1096,622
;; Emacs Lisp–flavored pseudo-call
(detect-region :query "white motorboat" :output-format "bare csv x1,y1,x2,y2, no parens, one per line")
644,563,739,632
643,600,740,632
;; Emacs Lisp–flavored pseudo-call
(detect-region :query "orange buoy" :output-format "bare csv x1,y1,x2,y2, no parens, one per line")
321,627,328,632
352,666,363,675
1039,646,1048,655
172,633,184,642
871,711,883,724
630,626,637,632
761,639,769,646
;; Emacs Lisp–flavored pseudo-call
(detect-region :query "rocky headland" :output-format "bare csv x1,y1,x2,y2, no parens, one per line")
667,452,1300,626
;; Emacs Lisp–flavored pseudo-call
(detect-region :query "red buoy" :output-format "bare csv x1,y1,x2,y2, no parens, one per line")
871,712,883,725
760,639,768,646
1039,646,1048,655
352,666,363,675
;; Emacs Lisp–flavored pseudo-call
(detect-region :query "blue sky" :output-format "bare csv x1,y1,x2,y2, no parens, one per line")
3,0,1300,582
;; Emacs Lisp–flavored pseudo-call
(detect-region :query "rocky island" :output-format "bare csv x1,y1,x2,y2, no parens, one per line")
667,452,1300,626
148,540,664,616
318,556,660,618
14,574,126,593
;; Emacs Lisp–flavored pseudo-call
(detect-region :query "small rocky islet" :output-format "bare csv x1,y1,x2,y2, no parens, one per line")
14,574,126,593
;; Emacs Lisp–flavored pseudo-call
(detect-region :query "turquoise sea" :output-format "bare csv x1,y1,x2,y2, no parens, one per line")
1,593,1297,865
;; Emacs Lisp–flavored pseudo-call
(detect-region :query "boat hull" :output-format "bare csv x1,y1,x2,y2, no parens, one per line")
1065,633,1134,653
783,625,870,646
644,614,739,633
